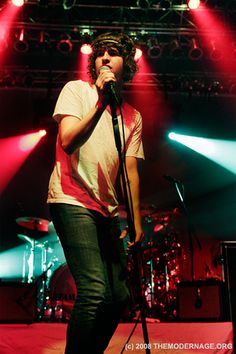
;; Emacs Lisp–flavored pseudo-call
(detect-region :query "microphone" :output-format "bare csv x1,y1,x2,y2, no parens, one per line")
163,174,181,184
99,65,119,105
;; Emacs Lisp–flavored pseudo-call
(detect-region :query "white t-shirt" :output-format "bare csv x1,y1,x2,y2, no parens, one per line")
47,80,144,217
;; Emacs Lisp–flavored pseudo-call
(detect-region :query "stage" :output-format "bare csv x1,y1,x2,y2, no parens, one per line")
0,321,233,354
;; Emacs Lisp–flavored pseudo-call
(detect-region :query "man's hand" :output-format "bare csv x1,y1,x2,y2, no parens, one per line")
120,225,144,251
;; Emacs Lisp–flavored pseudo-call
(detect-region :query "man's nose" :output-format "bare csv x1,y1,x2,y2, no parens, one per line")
102,51,110,61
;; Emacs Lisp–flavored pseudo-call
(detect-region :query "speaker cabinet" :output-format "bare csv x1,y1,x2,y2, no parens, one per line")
177,280,228,321
0,282,37,323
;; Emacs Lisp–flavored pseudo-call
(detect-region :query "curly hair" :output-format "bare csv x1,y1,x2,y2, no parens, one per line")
88,32,138,83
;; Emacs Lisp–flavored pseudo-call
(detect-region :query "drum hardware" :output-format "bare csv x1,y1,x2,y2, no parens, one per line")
140,228,182,321
17,234,54,283
43,263,76,322
16,216,50,233
36,262,54,320
17,233,38,283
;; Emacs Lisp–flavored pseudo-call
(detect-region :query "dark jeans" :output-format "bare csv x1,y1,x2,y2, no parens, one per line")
50,203,129,354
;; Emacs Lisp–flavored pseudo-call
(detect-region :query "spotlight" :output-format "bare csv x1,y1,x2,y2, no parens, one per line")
188,38,203,60
14,29,29,53
80,44,92,55
39,129,47,137
80,32,93,55
19,130,47,151
57,34,73,54
134,47,143,61
147,38,162,59
188,0,201,10
136,0,150,8
168,132,177,140
39,31,50,51
62,0,76,10
170,39,183,58
11,0,24,7
168,132,236,175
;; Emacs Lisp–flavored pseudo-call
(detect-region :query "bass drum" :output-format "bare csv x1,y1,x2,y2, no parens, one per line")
49,263,77,319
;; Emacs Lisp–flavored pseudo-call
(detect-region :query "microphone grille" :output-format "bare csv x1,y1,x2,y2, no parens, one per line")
99,65,111,73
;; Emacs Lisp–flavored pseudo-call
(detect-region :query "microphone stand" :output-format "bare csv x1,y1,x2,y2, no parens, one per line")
171,179,202,281
109,97,151,354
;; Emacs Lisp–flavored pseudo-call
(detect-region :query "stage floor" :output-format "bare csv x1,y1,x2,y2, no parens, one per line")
0,321,233,354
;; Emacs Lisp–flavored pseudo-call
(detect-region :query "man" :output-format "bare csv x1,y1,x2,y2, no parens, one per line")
48,32,144,354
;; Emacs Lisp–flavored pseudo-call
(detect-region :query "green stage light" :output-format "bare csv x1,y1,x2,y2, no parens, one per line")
168,131,236,174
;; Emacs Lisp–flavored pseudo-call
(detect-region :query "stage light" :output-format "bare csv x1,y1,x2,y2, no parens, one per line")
168,132,236,174
11,0,24,7
147,38,162,59
80,43,92,55
39,129,47,137
168,132,177,140
14,29,29,53
0,131,46,194
62,0,76,10
136,0,150,8
80,31,93,55
169,132,215,154
170,39,183,58
19,130,47,151
39,31,50,51
134,47,143,61
188,38,203,60
57,34,73,54
188,0,200,10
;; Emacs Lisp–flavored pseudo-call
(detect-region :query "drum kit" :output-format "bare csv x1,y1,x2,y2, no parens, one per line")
16,206,184,322
16,216,69,321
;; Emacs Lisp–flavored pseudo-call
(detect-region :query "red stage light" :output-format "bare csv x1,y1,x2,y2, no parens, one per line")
39,129,47,137
19,130,46,151
134,48,143,61
188,0,200,10
80,44,92,55
11,0,24,7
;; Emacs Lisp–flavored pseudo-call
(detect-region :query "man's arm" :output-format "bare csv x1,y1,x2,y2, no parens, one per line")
122,156,144,246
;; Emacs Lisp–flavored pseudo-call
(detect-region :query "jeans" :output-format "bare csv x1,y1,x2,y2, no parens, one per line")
50,203,130,354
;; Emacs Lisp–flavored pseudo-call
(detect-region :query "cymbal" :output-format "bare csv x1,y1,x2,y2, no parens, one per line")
144,208,182,224
118,204,157,219
16,217,50,232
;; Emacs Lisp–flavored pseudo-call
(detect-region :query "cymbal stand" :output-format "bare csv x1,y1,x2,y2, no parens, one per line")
169,178,202,281
22,246,28,282
110,98,151,354
36,263,53,320
27,239,36,283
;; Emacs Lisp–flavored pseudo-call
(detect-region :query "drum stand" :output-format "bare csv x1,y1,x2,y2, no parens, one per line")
18,234,36,283
164,176,202,281
36,263,53,320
